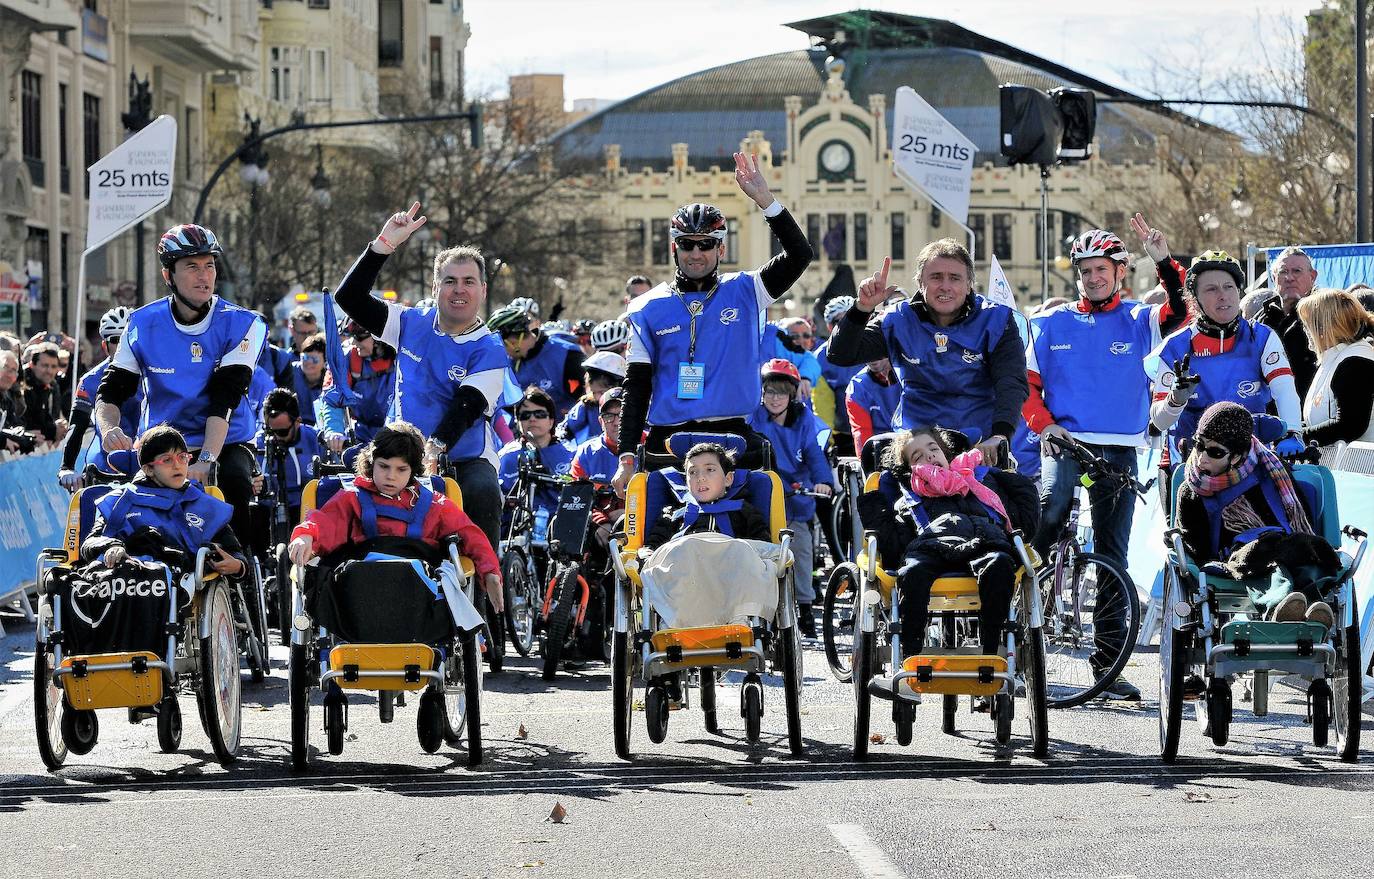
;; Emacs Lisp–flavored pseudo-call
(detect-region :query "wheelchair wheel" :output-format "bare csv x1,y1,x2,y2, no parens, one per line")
1023,626,1050,758
156,697,182,753
324,682,346,756
502,548,537,657
993,694,1013,745
700,667,719,734
33,631,68,770
275,549,292,648
742,677,763,743
1203,679,1231,747
852,630,875,761
1309,679,1331,748
542,563,581,681
482,593,504,674
197,580,242,765
822,563,859,683
1332,603,1362,762
444,631,483,766
612,628,634,759
417,689,444,754
1158,624,1187,764
941,695,957,735
289,641,311,770
782,623,804,756
894,701,914,746
645,684,669,744
61,708,98,755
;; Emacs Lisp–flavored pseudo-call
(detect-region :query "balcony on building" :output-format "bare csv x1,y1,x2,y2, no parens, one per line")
126,0,254,72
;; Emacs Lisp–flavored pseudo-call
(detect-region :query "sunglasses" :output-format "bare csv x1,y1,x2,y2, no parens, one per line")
350,331,372,341
268,425,295,438
676,238,719,252
788,332,813,340
501,330,529,341
1200,443,1233,460
301,354,323,365
517,409,551,421
151,451,192,466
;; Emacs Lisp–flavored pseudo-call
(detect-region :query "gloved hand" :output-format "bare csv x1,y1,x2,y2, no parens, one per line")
58,469,83,492
1275,433,1306,458
1168,353,1200,404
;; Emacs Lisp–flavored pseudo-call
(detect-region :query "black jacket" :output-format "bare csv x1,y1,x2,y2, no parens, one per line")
1258,300,1318,401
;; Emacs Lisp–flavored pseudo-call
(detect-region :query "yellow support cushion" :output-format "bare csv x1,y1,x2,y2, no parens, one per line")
902,653,1007,696
329,643,436,692
60,651,164,710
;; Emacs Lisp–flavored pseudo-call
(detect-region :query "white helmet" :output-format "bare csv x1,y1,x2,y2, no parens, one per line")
823,295,856,325
583,350,627,379
99,306,131,342
591,319,631,351
509,296,540,319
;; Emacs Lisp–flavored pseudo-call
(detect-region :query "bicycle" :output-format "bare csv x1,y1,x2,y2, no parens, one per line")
539,479,619,680
253,436,294,647
496,442,556,665
1038,434,1150,707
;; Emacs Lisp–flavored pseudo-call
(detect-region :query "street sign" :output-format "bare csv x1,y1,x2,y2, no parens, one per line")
891,86,976,226
85,114,177,252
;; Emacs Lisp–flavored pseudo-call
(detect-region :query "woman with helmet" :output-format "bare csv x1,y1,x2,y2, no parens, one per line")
814,294,862,457
317,318,399,451
590,319,631,356
613,151,813,493
94,224,267,545
488,303,585,421
1148,249,1302,459
558,350,626,445
56,307,143,490
749,358,833,636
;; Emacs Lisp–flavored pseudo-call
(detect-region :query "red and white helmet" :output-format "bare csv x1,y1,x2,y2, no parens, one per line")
1069,230,1129,266
760,358,801,386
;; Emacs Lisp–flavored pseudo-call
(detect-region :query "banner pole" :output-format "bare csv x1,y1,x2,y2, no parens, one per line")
70,249,89,403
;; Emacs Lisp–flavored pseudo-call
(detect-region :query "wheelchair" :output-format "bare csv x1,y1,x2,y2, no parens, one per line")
849,469,1050,759
288,474,485,769
1158,461,1366,762
609,433,804,758
33,483,245,769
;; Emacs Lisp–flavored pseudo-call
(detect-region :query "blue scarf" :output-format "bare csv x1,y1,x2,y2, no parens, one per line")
681,498,743,537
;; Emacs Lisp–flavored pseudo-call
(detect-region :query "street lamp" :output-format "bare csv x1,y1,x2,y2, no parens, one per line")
311,144,330,291
1199,212,1222,232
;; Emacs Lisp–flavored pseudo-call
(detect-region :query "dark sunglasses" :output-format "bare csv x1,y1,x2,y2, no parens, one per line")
676,238,719,252
501,329,529,340
1200,443,1232,460
350,331,371,341
789,332,813,340
516,409,550,421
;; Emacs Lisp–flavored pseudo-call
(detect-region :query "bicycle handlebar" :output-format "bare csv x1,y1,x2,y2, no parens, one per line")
1043,434,1149,496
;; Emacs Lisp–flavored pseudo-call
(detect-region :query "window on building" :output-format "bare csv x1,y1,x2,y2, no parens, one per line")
584,219,604,265
968,214,986,262
854,213,868,263
890,211,906,262
824,214,846,261
183,106,197,183
83,0,99,10
1060,212,1081,257
651,221,669,266
1035,211,1056,260
60,232,69,327
270,46,303,104
455,51,464,105
724,220,739,265
806,214,821,257
992,213,1013,261
625,218,645,266
82,93,99,198
25,226,49,321
58,85,70,195
308,48,330,102
22,71,42,186
307,0,332,8
429,36,443,100
378,0,403,68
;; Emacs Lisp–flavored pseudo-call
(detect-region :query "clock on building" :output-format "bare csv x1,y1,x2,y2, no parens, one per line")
819,140,854,176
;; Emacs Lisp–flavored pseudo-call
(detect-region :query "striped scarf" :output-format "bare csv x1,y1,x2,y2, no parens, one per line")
1186,437,1313,536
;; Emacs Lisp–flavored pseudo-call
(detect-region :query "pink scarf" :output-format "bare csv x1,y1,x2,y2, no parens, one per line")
910,449,1011,530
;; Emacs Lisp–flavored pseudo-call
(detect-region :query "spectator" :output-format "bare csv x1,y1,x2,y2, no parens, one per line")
622,274,653,306
288,307,319,354
1257,247,1321,399
0,350,28,450
1241,289,1278,320
21,341,66,443
1298,289,1374,463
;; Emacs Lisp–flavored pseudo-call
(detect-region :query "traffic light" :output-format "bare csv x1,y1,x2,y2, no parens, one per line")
999,84,1098,167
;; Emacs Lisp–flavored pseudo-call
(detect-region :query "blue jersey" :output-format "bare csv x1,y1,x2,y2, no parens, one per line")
285,363,324,426
559,396,600,445
749,405,832,521
378,305,507,465
571,434,620,485
497,439,575,538
95,481,234,554
816,340,861,435
74,358,143,472
1028,300,1163,446
846,368,901,446
764,324,822,384
253,423,321,507
625,272,772,426
1009,420,1042,480
513,334,582,419
876,295,1014,440
112,296,267,448
319,351,396,444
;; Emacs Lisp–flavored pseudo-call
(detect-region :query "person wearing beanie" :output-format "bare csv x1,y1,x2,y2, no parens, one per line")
1174,402,1338,627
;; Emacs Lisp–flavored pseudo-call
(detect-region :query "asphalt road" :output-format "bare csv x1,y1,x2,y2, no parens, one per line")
1,623,1371,879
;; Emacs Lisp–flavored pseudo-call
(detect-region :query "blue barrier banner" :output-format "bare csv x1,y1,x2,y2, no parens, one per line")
1263,243,1374,290
0,450,68,593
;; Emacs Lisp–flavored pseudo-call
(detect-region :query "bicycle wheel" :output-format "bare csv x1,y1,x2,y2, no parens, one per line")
1039,549,1140,708
542,562,580,681
502,548,538,657
822,563,859,682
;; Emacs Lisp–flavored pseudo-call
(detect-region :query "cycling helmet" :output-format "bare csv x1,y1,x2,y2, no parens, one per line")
1185,250,1245,294
544,319,572,335
591,319,631,351
573,318,596,335
760,358,801,386
157,224,223,270
487,304,532,335
509,296,540,319
1069,230,1130,266
98,306,131,342
670,203,728,241
583,350,627,380
823,295,856,325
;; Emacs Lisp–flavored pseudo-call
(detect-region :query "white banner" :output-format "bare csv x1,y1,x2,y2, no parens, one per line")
891,86,976,225
85,114,177,252
986,254,1017,308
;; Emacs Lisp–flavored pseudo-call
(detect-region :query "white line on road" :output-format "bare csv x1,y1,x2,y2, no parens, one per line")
828,823,908,879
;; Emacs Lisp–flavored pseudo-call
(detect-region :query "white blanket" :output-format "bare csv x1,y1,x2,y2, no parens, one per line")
438,559,487,633
641,533,782,629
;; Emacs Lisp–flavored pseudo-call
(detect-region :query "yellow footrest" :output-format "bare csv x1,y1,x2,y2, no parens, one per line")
329,643,435,691
651,625,754,655
902,654,1007,696
60,651,164,710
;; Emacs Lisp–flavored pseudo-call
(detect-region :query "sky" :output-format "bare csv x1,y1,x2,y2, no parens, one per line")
463,0,1317,109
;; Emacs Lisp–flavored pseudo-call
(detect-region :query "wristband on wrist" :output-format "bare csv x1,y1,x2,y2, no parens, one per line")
374,233,395,253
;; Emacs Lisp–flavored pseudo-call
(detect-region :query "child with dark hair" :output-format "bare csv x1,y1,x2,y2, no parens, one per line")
81,425,248,577
646,442,771,548
288,421,502,610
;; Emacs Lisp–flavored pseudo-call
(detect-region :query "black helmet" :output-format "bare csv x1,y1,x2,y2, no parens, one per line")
158,224,223,270
670,203,727,241
1185,250,1245,295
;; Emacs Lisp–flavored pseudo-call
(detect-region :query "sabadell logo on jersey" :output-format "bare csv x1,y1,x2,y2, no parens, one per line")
719,308,740,325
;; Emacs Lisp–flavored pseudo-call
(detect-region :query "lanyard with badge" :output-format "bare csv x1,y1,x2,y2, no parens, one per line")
674,283,717,400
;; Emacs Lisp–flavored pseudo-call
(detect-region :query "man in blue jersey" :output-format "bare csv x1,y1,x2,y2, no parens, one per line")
826,240,1028,462
488,304,584,420
813,295,861,458
95,224,268,546
331,203,507,554
58,307,141,490
254,388,322,526
1023,216,1188,700
612,151,814,493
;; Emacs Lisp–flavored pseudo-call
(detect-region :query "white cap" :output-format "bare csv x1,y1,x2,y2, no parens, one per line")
583,350,627,379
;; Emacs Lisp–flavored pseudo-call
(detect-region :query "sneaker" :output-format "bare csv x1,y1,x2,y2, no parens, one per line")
1305,601,1335,630
798,603,816,639
1271,592,1308,622
1102,677,1142,701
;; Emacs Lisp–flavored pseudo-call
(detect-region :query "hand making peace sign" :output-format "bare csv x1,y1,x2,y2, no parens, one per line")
372,202,429,254
855,256,900,313
1128,212,1171,264
733,151,774,209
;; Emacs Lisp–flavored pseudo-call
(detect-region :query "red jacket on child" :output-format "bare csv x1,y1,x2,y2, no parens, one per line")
292,475,499,579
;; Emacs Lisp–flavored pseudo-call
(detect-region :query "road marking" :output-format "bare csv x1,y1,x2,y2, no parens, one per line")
828,824,908,879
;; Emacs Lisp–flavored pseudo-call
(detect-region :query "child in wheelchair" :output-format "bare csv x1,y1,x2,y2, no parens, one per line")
287,421,502,612
858,427,1039,656
1174,401,1342,628
645,442,771,549
82,424,247,580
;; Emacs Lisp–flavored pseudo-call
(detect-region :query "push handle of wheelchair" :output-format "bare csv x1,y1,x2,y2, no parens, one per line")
1343,525,1368,542
787,482,831,498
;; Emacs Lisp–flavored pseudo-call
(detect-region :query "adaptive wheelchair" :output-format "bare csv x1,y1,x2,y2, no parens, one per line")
33,481,245,769
848,464,1050,759
1159,461,1366,762
609,433,805,757
288,474,485,769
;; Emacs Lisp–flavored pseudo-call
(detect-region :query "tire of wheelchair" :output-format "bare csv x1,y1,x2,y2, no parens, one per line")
324,683,346,756
941,695,957,735
742,679,763,743
542,563,581,681
1309,679,1331,748
1333,607,1363,763
851,630,875,761
1204,679,1231,747
782,624,804,756
645,685,669,744
822,564,859,683
417,689,444,754
1158,623,1188,764
197,580,242,765
443,631,483,766
61,707,98,755
700,667,718,733
612,629,634,759
289,641,311,771
993,694,1013,745
33,631,68,770
1023,626,1050,758
156,696,182,753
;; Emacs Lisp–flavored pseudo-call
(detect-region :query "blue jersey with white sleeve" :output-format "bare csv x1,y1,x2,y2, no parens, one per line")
74,358,143,471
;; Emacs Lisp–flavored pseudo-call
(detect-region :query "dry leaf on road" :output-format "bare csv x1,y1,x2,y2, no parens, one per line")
517,723,528,740
547,802,567,823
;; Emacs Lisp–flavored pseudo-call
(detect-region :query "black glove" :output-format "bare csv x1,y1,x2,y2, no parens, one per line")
1168,353,1200,401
